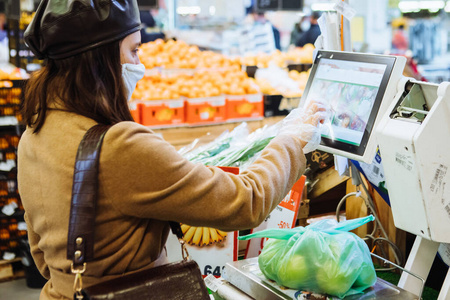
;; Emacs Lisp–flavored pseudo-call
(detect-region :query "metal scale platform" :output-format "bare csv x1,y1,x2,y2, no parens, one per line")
223,258,419,300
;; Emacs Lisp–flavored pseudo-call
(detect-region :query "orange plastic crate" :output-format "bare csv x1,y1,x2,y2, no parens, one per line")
226,94,264,121
139,99,185,127
185,96,226,125
129,101,140,123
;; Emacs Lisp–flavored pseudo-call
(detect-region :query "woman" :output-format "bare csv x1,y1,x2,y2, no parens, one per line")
18,1,326,299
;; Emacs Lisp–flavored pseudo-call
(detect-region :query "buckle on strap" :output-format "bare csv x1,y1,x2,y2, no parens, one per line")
179,238,190,261
71,263,86,298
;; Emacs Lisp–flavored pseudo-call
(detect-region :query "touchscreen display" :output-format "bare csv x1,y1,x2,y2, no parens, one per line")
304,59,387,146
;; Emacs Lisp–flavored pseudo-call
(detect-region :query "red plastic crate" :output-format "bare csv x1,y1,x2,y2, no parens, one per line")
185,96,226,125
129,101,140,123
139,99,185,127
226,94,264,121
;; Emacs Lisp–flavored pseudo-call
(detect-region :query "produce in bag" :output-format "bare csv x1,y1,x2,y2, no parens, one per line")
239,215,377,298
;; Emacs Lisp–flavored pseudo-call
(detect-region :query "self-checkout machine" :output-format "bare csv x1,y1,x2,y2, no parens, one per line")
215,50,429,299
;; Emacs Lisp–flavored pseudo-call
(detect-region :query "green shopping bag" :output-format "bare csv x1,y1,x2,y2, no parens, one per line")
239,215,377,298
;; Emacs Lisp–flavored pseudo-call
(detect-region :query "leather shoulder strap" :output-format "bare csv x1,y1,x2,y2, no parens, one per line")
66,124,185,267
67,124,111,266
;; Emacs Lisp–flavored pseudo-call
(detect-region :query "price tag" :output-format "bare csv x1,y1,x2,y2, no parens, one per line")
0,160,16,172
1,202,18,216
204,274,221,292
3,251,16,260
165,230,238,278
18,222,27,231
204,265,225,277
334,1,357,20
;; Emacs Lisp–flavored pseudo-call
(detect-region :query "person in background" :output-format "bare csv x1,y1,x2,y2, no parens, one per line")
0,13,6,42
253,12,281,51
139,10,165,43
290,15,307,46
295,11,322,48
392,24,409,54
18,1,327,299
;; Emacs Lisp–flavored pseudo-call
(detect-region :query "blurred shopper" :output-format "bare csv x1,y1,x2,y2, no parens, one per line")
290,16,308,46
253,12,281,51
140,10,165,43
295,11,322,47
392,25,409,54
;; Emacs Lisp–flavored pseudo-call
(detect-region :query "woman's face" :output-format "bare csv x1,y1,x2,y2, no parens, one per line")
120,31,141,64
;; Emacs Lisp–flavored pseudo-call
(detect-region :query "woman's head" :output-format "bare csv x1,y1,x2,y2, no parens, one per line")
22,0,142,133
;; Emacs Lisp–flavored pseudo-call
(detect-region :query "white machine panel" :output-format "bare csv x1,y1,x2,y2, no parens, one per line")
376,80,450,243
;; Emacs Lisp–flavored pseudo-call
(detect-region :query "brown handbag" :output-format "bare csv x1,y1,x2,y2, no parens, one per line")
67,124,210,300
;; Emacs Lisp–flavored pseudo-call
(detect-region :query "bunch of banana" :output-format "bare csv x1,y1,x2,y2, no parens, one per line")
180,224,227,246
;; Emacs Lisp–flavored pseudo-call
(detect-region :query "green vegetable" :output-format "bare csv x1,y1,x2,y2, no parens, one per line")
277,254,310,290
354,262,377,288
258,238,286,281
315,259,354,298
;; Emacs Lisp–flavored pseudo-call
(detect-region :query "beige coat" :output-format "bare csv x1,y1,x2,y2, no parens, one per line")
18,109,306,299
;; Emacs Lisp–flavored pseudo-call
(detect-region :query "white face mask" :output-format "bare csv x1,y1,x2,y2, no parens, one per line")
122,63,145,101
300,21,310,32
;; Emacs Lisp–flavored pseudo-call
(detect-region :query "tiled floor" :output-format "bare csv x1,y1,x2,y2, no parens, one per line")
0,278,42,300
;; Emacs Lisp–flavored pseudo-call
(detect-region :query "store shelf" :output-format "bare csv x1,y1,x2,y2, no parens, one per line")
0,257,24,282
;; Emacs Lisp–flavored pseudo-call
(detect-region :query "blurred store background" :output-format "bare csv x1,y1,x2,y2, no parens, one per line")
0,0,449,81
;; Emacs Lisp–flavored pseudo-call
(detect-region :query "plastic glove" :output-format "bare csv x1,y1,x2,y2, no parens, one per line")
279,101,328,154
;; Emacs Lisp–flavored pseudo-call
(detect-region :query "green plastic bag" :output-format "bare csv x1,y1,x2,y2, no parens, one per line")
239,215,377,298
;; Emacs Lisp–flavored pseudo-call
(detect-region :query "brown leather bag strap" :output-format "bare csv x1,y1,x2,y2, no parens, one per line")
67,125,111,267
67,124,185,268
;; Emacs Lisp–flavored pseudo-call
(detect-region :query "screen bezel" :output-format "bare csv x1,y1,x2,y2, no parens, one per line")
302,50,396,157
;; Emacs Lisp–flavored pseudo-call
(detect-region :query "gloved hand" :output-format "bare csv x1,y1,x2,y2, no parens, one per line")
278,100,328,154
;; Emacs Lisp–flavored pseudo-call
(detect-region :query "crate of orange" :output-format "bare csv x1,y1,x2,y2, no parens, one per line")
132,73,185,127
185,95,226,125
226,93,264,121
138,99,184,127
128,101,141,123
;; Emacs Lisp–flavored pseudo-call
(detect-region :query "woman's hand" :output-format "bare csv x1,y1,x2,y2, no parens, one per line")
279,100,328,153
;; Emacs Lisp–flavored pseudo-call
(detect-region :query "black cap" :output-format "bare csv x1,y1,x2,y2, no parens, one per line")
24,0,142,60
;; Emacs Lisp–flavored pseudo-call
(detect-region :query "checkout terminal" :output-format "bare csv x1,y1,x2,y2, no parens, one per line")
221,51,450,299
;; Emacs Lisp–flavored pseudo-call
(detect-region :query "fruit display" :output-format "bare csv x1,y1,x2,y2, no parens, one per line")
0,67,29,81
288,69,311,92
139,39,241,69
19,12,36,30
254,67,310,98
240,44,316,68
132,67,259,101
180,224,228,246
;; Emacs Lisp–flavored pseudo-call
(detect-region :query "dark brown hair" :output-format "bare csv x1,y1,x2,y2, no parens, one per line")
23,40,133,133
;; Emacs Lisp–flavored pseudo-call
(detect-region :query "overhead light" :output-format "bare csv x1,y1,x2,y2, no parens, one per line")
209,6,216,16
445,1,450,12
311,3,336,11
399,1,420,12
420,0,445,10
176,6,201,15
398,1,445,13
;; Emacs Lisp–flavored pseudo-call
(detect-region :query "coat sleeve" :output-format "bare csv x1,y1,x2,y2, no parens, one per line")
24,213,50,279
100,122,306,231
